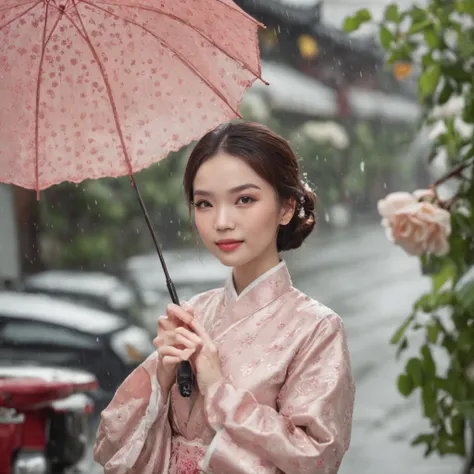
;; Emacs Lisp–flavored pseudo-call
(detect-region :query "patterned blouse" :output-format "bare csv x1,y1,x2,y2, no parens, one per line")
93,261,355,473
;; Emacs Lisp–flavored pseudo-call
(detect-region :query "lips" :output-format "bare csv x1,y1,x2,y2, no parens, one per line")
216,239,243,252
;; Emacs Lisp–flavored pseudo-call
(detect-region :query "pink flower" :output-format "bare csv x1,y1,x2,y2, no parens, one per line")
377,192,417,218
377,191,451,257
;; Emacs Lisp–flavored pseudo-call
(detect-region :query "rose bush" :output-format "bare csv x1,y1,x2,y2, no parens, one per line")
345,0,474,469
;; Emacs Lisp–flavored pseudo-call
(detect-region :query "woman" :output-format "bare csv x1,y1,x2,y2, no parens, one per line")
94,122,355,474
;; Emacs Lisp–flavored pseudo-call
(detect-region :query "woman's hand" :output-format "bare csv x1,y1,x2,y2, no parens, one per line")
153,303,196,395
167,304,223,396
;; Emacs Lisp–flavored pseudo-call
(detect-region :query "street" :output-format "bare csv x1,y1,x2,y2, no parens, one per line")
79,222,463,473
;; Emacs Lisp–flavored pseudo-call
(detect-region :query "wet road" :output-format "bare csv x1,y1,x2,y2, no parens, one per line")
79,222,462,473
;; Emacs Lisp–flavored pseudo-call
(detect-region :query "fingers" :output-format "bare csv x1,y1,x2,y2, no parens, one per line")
167,303,194,326
162,356,181,366
188,318,215,348
182,302,195,317
157,315,175,333
158,345,195,363
175,327,202,346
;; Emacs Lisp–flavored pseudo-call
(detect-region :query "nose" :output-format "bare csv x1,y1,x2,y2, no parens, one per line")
214,205,235,231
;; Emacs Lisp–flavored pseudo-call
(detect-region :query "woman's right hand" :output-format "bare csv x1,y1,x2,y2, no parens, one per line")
153,303,196,395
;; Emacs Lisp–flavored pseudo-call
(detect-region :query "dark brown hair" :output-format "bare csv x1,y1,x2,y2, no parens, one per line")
183,121,316,252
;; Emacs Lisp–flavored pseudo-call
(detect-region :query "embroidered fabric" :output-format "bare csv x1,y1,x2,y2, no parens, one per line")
94,261,355,474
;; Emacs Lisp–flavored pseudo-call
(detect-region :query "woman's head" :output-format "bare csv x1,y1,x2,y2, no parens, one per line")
183,121,316,268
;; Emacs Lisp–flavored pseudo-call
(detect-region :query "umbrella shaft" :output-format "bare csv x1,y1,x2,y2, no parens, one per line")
129,174,193,397
129,174,178,305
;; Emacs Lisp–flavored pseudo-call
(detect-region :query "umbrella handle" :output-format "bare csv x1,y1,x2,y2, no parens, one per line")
130,175,194,398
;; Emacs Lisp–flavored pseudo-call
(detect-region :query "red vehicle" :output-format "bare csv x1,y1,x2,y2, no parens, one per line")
0,366,97,474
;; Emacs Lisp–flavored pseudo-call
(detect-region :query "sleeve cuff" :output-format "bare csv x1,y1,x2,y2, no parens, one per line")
203,379,229,431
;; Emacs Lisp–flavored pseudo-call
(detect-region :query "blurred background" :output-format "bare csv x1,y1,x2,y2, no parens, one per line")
0,0,471,473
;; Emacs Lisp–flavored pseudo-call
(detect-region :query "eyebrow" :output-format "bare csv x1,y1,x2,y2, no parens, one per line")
193,183,261,197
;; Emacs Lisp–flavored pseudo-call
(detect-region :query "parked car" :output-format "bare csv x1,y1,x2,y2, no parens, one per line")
0,291,155,409
22,270,147,329
0,364,97,474
125,249,228,333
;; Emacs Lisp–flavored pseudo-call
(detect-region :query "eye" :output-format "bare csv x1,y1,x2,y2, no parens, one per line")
193,200,212,209
236,195,256,205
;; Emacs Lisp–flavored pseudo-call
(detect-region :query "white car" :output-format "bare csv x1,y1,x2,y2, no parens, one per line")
0,291,155,408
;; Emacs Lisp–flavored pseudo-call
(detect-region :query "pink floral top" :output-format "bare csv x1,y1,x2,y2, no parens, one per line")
93,261,355,473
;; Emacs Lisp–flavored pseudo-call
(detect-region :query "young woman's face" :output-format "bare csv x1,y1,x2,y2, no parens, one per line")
192,153,294,268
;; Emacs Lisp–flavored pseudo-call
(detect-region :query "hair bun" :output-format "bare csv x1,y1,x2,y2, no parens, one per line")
277,186,317,252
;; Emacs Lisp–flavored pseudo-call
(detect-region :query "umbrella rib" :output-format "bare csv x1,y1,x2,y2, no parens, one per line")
80,0,266,83
0,1,41,31
34,1,51,198
0,1,36,13
79,2,243,119
64,6,135,175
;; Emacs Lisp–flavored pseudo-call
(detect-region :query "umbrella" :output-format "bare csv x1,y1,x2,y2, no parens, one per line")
0,0,265,397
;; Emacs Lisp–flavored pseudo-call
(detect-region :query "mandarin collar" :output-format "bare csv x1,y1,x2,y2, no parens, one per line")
222,260,292,315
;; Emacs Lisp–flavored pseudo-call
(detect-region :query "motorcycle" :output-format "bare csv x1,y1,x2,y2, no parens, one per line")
0,366,97,474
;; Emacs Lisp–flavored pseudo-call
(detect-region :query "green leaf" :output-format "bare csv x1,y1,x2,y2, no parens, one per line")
396,337,409,358
442,63,472,82
343,9,372,32
457,282,474,310
442,334,456,353
379,25,393,48
437,82,454,104
421,344,436,378
434,376,449,392
408,19,432,35
412,433,435,447
424,27,440,48
419,65,441,97
451,414,465,436
410,5,427,22
454,401,474,419
455,0,474,16
427,323,439,344
432,262,456,292
406,358,425,386
414,291,453,313
387,46,413,64
384,3,400,23
398,373,415,397
390,314,414,344
422,53,435,68
422,383,438,419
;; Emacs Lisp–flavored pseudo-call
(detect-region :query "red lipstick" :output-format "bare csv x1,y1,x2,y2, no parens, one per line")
216,239,243,252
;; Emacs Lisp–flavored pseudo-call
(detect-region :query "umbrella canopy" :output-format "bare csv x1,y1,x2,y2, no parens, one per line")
0,0,264,193
0,0,265,399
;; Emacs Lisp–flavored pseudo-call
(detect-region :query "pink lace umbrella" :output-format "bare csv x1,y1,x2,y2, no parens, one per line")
0,0,264,297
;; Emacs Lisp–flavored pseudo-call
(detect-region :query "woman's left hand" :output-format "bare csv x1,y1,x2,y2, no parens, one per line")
167,304,223,396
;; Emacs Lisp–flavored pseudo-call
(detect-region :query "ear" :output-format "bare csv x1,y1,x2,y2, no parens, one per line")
280,197,296,226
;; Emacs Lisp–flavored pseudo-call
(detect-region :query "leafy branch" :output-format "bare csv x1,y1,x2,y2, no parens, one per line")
345,0,474,465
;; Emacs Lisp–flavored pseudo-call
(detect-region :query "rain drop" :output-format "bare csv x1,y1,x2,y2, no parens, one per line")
360,161,365,172
324,211,330,222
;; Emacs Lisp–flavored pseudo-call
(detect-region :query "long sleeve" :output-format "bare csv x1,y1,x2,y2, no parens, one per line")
93,352,172,474
200,313,355,474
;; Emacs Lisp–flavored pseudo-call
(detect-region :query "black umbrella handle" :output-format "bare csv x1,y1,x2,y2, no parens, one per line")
130,175,194,398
